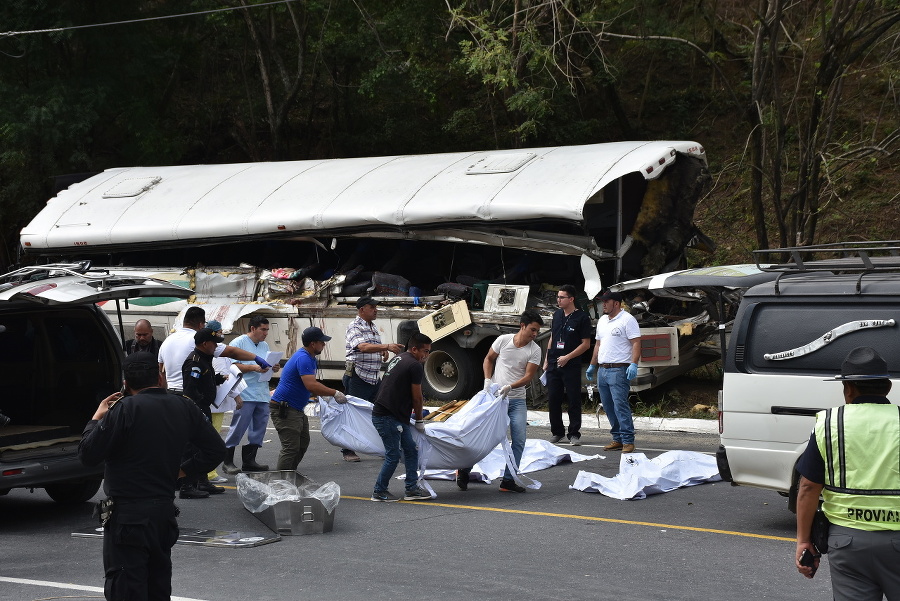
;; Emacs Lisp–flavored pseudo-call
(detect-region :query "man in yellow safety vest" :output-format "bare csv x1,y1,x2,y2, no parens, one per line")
794,346,900,600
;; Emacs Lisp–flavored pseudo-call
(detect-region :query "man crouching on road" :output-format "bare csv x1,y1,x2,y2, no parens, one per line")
370,332,432,502
78,352,225,601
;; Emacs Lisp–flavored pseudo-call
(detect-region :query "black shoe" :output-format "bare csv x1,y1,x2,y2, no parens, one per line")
197,481,225,495
179,485,210,499
499,479,526,493
456,468,471,491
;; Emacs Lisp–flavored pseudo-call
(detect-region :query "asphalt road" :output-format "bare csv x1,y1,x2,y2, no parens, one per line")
0,419,833,601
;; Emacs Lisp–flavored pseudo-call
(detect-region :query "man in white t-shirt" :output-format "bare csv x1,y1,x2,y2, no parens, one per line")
158,306,269,391
458,309,543,493
587,291,641,453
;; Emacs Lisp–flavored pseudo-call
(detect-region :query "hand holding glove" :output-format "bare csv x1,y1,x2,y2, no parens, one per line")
414,420,426,434
497,384,512,398
254,355,272,370
333,391,348,404
625,362,638,381
483,378,493,393
585,364,597,382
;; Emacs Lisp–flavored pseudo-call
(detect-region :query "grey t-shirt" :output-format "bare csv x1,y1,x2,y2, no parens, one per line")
490,334,542,399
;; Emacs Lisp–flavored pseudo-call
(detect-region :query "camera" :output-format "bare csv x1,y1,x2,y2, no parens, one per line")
0,410,10,427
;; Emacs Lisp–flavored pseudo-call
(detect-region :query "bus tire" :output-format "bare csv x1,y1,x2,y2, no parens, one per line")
423,341,476,402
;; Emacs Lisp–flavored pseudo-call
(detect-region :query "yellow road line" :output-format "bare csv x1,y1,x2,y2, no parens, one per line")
343,495,793,542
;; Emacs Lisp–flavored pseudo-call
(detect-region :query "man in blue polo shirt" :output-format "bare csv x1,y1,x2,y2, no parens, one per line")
271,327,347,470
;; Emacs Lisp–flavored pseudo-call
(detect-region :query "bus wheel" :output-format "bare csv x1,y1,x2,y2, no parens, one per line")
423,341,476,402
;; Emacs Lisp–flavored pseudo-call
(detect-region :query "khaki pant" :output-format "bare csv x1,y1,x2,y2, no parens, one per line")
270,405,310,471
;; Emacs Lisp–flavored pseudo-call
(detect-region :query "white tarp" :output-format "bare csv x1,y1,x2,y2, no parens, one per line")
318,386,550,495
317,388,510,468
570,450,721,500
409,439,602,484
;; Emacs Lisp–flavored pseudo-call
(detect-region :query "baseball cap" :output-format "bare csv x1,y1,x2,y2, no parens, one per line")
356,296,378,309
194,327,225,344
598,291,623,302
122,351,157,372
205,319,223,333
302,326,332,345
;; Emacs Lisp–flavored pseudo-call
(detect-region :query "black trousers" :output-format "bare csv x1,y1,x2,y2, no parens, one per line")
102,499,179,601
546,364,583,437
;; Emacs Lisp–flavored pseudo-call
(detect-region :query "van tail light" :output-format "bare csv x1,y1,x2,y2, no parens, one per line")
717,389,724,434
2,468,24,477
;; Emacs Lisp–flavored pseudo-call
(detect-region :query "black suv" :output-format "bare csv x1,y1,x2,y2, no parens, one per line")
0,263,191,503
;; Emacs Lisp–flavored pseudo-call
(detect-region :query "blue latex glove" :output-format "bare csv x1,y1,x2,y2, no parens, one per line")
585,364,597,382
254,355,272,370
625,362,638,381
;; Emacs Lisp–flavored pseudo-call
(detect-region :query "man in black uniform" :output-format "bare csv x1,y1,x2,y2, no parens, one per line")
543,284,592,445
179,328,229,498
78,352,225,601
370,332,432,502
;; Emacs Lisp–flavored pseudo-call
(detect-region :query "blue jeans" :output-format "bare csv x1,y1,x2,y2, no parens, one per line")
342,370,380,401
597,366,634,444
503,396,527,481
372,414,419,493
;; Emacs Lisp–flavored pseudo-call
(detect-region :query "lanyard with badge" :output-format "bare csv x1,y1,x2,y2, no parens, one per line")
555,312,573,351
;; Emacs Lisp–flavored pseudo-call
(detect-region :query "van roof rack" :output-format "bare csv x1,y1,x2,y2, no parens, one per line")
754,242,900,294
754,241,900,273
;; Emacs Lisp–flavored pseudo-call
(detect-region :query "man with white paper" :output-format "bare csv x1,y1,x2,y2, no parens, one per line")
223,315,280,473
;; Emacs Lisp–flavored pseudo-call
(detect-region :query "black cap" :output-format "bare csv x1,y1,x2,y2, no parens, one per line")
194,327,225,344
826,346,891,381
598,291,623,302
301,326,332,345
122,351,157,373
356,296,378,309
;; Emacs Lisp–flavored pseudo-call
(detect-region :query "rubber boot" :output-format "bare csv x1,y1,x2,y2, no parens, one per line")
241,444,269,472
222,446,241,475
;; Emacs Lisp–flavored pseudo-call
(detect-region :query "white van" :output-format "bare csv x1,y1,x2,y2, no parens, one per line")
716,243,900,510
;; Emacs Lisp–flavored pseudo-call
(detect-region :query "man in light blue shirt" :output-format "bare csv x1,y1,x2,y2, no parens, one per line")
222,316,278,473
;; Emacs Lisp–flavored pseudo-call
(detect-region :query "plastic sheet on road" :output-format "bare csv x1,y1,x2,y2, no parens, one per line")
570,450,721,500
405,439,603,484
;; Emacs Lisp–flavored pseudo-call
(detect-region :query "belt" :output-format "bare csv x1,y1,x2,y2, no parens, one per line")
599,363,629,368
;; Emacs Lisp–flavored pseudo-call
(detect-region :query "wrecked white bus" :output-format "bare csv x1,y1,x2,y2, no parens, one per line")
19,141,710,401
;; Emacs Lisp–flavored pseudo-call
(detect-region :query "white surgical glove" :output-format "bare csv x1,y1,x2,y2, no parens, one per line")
414,420,426,434
333,391,348,404
498,384,512,398
483,378,493,393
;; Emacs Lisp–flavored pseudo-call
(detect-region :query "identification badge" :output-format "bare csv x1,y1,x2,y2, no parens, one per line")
556,340,565,349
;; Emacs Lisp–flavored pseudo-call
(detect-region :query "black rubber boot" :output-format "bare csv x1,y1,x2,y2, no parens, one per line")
222,446,241,475
241,444,269,472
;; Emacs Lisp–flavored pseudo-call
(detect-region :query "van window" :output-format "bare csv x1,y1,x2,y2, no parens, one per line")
736,301,900,375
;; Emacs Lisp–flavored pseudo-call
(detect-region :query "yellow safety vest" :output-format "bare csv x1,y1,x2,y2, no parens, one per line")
815,403,900,531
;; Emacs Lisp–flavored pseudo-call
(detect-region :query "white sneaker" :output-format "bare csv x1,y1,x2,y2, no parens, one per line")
209,476,228,483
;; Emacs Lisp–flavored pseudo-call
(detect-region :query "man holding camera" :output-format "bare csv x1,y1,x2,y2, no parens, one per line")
78,352,225,601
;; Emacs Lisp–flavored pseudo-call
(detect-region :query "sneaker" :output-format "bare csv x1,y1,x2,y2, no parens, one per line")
404,486,432,501
209,475,228,484
568,434,581,446
622,443,636,453
603,441,623,451
549,434,564,444
342,450,361,462
499,479,526,493
456,468,471,491
371,490,400,502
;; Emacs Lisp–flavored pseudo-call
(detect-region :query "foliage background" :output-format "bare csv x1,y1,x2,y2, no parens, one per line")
1,0,898,268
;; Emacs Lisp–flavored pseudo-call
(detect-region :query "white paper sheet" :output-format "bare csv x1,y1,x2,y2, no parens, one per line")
570,450,721,500
257,351,283,382
213,363,245,408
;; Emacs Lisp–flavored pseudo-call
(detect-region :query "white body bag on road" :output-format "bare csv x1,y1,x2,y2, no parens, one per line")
318,386,539,496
